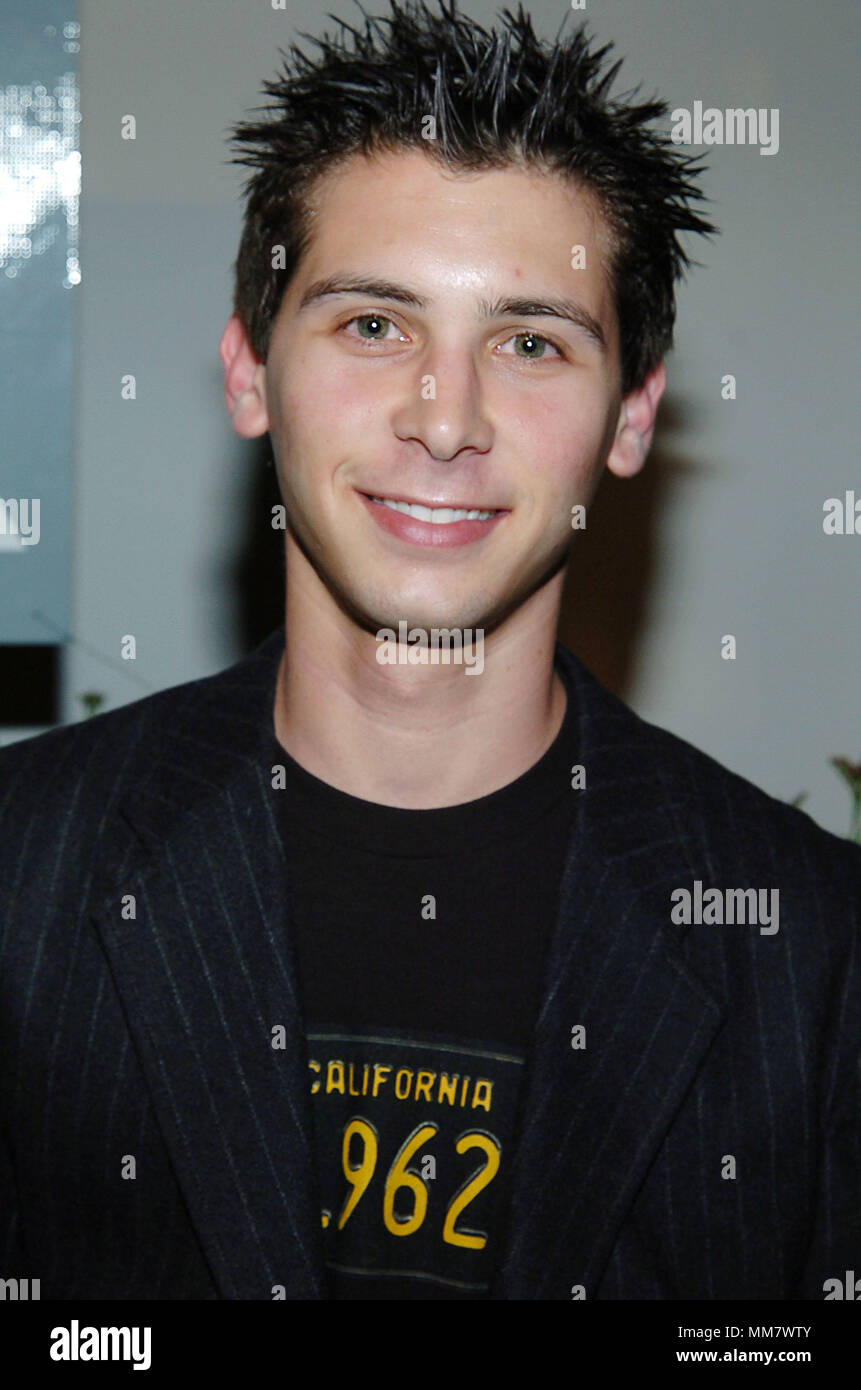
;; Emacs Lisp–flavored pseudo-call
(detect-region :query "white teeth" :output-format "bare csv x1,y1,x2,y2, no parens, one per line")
371,497,498,523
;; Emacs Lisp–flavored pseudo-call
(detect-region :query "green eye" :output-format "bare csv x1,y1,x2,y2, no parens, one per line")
510,333,557,360
354,315,391,339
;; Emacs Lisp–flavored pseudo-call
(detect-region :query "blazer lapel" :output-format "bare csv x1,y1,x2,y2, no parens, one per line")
492,644,727,1299
91,631,326,1299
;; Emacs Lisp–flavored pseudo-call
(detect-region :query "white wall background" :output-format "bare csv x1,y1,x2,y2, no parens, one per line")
48,0,861,835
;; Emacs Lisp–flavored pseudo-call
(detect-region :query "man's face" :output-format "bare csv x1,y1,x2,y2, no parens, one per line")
244,149,638,637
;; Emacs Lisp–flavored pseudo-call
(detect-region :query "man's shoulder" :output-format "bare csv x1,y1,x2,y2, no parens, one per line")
555,641,861,881
0,629,284,826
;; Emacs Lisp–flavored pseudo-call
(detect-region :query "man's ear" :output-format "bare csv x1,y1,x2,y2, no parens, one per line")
219,314,270,439
605,360,667,479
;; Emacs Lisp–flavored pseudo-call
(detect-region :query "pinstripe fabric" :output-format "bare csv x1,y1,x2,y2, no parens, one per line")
1,628,860,1299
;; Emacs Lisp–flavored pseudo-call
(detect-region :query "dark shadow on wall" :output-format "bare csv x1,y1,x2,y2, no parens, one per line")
557,392,701,699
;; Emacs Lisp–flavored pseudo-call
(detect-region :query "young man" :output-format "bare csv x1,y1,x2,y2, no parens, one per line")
1,0,859,1302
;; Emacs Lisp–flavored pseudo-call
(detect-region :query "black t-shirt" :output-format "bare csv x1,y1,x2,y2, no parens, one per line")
271,656,578,1298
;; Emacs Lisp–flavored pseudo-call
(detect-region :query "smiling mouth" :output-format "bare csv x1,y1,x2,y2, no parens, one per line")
364,494,507,524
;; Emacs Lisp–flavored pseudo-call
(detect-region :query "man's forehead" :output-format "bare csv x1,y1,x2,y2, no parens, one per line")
295,146,617,320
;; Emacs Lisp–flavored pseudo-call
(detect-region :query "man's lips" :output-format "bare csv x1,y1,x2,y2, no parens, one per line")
357,491,510,548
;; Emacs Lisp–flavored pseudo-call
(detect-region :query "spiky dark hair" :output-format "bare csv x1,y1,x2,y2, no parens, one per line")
228,0,716,395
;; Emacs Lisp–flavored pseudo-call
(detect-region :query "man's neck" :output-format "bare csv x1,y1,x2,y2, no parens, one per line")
272,575,567,811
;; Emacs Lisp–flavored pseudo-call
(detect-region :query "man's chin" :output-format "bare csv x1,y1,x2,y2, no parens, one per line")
333,587,499,643
323,553,561,642
349,600,516,646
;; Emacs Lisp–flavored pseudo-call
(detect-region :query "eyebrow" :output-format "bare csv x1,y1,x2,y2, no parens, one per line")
297,274,607,352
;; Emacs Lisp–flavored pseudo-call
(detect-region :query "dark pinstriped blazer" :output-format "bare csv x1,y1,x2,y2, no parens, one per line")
1,628,860,1300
